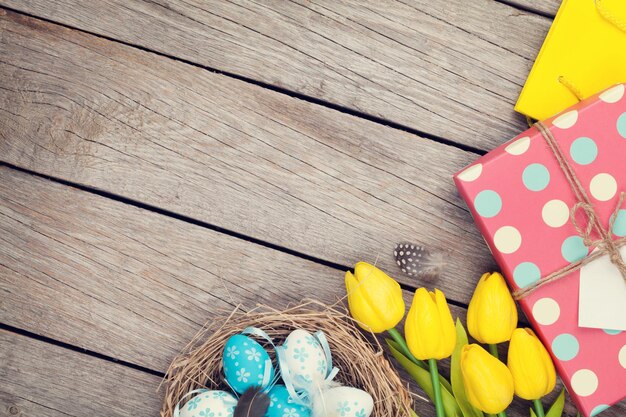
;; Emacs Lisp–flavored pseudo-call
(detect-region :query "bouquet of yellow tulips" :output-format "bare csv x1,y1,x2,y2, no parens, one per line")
346,262,567,417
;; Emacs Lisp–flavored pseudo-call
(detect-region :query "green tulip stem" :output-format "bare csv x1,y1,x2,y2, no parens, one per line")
533,399,545,417
428,358,445,417
387,328,420,365
488,343,499,359
487,344,507,417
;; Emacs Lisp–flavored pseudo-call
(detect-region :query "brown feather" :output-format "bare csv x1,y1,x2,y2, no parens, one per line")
233,386,270,417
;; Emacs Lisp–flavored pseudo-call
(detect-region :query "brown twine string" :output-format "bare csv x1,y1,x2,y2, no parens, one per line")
512,122,626,300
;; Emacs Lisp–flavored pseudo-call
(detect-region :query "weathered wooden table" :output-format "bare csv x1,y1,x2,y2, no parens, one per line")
0,1,624,416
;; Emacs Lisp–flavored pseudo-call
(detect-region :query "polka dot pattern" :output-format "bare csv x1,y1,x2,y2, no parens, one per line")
571,369,598,397
599,84,625,104
570,137,598,165
552,333,579,361
591,405,610,417
493,226,522,254
542,199,569,228
505,136,531,155
474,190,502,218
454,84,626,417
590,173,617,201
513,262,540,288
532,298,560,325
523,163,550,191
458,164,483,182
613,210,626,237
618,112,626,138
553,110,578,129
561,236,589,263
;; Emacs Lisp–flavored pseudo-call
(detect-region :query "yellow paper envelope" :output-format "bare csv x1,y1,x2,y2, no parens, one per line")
515,0,626,120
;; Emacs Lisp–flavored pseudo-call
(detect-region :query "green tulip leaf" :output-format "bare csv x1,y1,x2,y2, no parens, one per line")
530,408,538,417
545,389,565,417
451,319,484,417
386,339,453,393
387,340,462,417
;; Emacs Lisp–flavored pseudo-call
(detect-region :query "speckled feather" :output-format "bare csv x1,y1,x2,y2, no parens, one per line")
393,242,444,282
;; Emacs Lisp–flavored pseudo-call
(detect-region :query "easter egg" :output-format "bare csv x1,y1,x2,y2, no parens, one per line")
223,334,275,394
265,384,311,417
317,387,374,417
179,390,237,417
281,330,327,389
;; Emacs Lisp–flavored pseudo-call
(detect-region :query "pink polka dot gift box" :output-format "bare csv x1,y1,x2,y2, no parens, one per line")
454,83,626,417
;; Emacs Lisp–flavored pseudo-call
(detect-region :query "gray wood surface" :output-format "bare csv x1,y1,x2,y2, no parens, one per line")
0,166,456,417
2,1,623,417
3,168,622,417
508,0,561,16
0,0,552,150
0,10,498,305
0,329,164,417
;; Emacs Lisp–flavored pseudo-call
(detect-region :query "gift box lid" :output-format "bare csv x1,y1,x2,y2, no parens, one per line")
455,84,626,417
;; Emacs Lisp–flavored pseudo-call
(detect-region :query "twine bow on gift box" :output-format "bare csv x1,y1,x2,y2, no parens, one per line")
512,122,626,300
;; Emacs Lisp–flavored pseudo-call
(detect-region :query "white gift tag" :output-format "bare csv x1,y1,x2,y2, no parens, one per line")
578,247,626,331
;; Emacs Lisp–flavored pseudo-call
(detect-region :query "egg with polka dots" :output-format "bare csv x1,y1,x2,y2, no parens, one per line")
265,384,311,417
179,390,237,417
280,330,328,390
222,334,275,394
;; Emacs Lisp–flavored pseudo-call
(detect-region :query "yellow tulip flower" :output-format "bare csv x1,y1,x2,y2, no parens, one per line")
508,328,556,400
405,288,456,360
467,272,518,344
461,344,515,414
345,262,405,333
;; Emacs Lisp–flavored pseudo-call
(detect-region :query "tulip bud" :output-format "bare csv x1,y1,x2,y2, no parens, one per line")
461,344,514,414
507,328,556,400
467,272,518,344
405,288,456,360
345,262,405,333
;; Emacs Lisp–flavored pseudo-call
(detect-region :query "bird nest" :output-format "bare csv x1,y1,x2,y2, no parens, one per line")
160,300,413,417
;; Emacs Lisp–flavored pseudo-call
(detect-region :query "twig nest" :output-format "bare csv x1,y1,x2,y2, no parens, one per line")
160,301,413,417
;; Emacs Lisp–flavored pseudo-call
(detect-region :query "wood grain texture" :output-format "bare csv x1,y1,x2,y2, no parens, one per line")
0,10,499,304
0,167,455,417
506,0,561,17
3,168,622,417
0,0,551,150
0,329,164,417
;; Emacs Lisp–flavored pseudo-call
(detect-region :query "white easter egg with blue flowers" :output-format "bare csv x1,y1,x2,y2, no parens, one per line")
319,386,373,417
265,384,311,417
281,330,327,389
179,390,237,417
223,334,274,394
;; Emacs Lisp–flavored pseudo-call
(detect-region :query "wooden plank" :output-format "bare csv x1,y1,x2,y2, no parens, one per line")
0,168,449,417
2,170,624,416
1,331,601,417
507,0,560,17
0,10,499,304
0,0,552,150
0,329,163,417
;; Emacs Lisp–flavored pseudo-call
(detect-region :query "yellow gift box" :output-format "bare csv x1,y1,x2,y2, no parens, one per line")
516,0,626,120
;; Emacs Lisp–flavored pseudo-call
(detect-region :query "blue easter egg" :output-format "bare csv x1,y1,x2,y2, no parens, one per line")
223,334,275,394
265,385,311,417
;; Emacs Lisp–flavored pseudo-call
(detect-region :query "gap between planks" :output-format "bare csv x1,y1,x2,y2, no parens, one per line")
0,0,553,150
0,9,499,305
